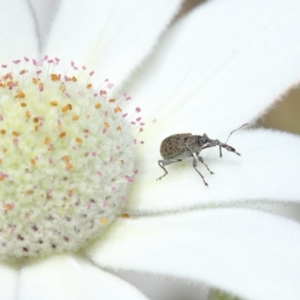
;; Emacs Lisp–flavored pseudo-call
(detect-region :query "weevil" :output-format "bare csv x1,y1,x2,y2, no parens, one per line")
157,123,248,186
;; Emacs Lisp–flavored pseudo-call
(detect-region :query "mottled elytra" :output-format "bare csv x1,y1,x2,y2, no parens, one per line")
157,123,248,187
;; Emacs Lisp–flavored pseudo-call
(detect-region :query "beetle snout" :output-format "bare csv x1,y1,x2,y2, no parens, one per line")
227,145,236,152
220,143,241,156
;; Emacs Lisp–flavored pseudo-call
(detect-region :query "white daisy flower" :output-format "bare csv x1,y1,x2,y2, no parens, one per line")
1,0,300,299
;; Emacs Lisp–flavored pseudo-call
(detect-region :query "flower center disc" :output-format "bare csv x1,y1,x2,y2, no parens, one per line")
0,58,135,258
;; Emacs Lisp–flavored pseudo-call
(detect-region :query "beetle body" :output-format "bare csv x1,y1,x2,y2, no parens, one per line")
160,133,192,160
157,124,248,187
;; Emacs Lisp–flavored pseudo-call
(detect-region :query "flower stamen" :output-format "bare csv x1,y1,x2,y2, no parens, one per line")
0,57,138,259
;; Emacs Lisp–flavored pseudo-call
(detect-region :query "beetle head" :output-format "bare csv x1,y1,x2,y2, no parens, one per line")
198,134,240,157
198,134,219,148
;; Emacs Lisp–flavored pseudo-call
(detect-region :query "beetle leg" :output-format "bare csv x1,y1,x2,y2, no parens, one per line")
192,154,209,187
157,159,182,181
196,153,214,175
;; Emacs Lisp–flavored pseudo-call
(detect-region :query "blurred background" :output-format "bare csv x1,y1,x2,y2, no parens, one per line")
27,0,300,299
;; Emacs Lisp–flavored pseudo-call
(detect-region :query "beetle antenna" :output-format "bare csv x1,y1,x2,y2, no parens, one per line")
219,123,248,157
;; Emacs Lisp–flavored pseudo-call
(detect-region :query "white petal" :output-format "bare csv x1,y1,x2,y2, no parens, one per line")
44,0,182,86
28,0,59,40
18,254,148,300
0,0,39,61
127,129,300,213
0,262,18,300
127,0,300,134
86,209,300,300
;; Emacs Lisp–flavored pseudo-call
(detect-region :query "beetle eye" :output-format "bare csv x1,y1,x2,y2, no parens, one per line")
199,137,208,145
